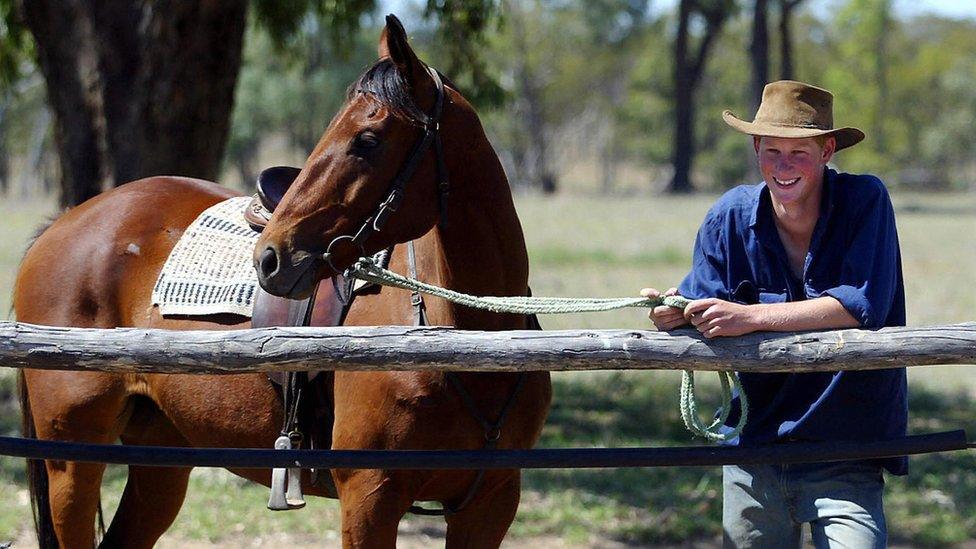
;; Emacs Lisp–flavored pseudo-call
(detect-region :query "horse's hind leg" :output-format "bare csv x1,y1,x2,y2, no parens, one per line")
99,465,191,548
444,472,521,549
101,399,193,548
45,460,109,548
24,371,127,549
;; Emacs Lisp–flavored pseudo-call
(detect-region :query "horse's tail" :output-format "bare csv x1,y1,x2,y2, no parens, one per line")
19,371,59,548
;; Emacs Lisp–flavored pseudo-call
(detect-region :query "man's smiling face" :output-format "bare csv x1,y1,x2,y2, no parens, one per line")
755,135,835,209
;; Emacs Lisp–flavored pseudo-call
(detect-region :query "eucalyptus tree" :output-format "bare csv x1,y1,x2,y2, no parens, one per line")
777,0,806,79
7,0,500,207
669,0,737,193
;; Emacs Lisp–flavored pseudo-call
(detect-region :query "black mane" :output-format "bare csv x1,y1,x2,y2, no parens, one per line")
348,59,428,124
347,58,455,125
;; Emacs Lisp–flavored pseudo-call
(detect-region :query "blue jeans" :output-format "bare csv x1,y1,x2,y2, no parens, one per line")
723,462,887,548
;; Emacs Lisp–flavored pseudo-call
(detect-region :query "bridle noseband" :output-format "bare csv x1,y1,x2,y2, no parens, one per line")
321,64,450,274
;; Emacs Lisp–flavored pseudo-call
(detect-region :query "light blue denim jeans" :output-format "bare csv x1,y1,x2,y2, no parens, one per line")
723,461,887,548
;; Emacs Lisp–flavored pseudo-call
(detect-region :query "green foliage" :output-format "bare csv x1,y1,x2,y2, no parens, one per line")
913,30,976,188
617,17,674,165
226,17,379,185
423,0,505,108
250,0,377,54
0,0,32,90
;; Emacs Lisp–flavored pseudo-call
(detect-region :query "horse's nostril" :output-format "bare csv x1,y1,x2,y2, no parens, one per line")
259,246,279,278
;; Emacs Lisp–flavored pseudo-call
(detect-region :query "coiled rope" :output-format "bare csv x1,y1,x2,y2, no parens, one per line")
345,256,748,442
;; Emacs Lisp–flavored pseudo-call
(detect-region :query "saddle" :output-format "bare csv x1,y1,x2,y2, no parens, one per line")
244,166,301,231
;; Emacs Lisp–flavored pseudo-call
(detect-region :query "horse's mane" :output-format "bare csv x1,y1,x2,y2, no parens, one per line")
347,58,458,125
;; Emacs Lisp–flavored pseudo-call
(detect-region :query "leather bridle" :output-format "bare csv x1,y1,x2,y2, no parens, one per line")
321,64,450,274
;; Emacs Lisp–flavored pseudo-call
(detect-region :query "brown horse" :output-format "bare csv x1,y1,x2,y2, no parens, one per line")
14,15,550,548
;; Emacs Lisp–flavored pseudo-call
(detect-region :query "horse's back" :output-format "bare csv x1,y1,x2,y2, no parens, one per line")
15,176,239,328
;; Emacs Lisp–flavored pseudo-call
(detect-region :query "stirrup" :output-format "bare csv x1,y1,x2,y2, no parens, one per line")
268,435,306,510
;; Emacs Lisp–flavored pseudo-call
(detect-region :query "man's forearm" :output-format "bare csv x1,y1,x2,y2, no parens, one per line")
750,296,860,332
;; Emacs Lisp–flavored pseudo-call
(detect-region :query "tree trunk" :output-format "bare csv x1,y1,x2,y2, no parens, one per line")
670,0,694,194
669,0,729,194
19,0,247,207
778,0,804,80
750,0,770,112
0,96,9,195
20,0,105,206
873,0,891,153
510,3,556,194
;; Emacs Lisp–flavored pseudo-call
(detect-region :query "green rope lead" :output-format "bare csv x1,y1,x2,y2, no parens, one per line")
346,256,747,442
348,257,688,313
680,370,748,442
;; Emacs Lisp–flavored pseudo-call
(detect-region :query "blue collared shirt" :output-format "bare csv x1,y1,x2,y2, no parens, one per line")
678,168,908,474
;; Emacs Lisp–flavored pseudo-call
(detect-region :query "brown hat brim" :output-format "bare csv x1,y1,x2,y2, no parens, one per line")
723,110,865,151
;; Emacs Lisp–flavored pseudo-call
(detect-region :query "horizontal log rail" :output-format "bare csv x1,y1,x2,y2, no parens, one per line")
1,321,974,374
0,431,969,469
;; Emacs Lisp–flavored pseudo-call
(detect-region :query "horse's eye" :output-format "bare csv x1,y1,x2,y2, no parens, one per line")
353,131,380,150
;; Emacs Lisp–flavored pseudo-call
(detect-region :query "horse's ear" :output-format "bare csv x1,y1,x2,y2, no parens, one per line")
377,26,391,58
379,14,425,87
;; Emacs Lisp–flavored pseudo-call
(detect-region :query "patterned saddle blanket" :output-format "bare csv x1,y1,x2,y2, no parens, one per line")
151,196,260,317
151,196,384,318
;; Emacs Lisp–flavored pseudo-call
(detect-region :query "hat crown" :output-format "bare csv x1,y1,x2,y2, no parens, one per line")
753,80,834,130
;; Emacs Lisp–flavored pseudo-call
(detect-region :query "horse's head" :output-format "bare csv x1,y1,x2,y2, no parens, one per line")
255,15,460,299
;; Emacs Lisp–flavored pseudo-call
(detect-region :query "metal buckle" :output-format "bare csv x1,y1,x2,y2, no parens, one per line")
380,189,403,213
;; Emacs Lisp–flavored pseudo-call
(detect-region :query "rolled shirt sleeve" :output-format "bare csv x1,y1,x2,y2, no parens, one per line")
820,178,902,328
679,209,730,301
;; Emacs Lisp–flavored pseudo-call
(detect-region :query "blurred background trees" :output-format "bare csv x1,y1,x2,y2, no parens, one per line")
0,0,974,205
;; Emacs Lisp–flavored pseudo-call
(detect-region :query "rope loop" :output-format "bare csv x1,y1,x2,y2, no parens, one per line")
680,370,748,442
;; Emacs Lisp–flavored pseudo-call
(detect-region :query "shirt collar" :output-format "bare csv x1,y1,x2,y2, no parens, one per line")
749,167,837,230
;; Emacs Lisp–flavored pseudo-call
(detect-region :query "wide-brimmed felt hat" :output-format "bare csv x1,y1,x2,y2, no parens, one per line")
723,80,865,151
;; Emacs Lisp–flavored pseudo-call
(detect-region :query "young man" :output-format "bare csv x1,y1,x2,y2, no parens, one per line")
642,80,907,548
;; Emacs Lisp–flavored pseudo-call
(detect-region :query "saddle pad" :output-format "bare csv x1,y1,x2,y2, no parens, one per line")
151,196,260,317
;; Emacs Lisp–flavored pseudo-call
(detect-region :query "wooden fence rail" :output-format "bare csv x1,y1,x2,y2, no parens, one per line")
1,320,974,374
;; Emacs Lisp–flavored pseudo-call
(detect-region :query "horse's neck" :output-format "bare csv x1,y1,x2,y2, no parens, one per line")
421,141,529,329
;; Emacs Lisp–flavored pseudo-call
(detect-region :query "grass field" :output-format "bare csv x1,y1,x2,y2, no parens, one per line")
0,188,974,547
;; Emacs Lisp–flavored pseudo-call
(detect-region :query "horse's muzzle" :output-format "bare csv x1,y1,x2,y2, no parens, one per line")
255,244,319,299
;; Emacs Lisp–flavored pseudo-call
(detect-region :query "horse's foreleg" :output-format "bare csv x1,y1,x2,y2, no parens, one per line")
336,470,412,549
444,471,521,549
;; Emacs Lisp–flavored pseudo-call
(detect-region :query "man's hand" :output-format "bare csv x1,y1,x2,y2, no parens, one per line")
640,287,688,331
683,298,759,338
